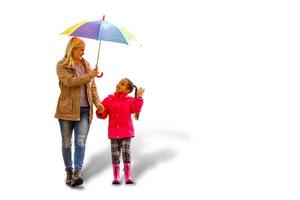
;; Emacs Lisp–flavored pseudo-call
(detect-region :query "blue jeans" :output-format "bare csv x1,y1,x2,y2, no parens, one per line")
58,107,90,172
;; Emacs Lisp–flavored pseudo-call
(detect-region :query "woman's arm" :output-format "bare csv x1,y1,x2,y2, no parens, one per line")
56,62,98,87
96,96,110,119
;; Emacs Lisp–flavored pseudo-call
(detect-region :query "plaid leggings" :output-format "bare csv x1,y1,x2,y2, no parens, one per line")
110,138,131,164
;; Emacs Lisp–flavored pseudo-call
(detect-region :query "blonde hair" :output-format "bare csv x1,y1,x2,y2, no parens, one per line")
62,37,85,67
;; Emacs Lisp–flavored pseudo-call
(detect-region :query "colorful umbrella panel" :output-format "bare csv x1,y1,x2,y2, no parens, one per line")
62,20,135,44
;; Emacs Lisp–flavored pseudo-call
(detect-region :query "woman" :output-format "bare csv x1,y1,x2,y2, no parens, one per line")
55,37,104,187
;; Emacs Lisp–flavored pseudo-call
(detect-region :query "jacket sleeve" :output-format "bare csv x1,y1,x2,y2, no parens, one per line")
84,60,102,107
96,96,110,119
91,79,102,107
56,61,93,87
130,97,144,113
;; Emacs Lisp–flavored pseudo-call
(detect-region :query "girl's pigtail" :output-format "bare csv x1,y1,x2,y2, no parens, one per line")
133,85,140,120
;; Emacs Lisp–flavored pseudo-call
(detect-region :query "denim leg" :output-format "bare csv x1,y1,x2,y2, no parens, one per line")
74,107,90,172
59,119,74,171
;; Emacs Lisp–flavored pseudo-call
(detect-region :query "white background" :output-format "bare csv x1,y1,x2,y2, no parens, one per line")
0,0,299,199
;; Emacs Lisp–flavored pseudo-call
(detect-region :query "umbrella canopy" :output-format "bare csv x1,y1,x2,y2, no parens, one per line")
61,19,135,45
61,16,136,78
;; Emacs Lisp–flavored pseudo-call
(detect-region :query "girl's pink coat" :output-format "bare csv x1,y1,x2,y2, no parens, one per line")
96,92,144,139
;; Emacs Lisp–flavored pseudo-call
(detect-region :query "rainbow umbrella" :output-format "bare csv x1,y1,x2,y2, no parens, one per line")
61,15,135,77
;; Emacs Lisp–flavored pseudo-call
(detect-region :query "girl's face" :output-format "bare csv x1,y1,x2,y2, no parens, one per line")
116,79,130,93
72,43,85,61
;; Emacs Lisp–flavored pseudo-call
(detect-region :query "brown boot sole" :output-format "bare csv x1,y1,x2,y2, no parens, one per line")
71,177,83,187
66,180,72,186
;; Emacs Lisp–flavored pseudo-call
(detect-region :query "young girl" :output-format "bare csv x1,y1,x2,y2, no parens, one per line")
96,78,144,184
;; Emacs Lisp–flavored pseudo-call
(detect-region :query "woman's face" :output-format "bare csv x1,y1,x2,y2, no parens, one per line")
72,43,85,61
116,79,130,93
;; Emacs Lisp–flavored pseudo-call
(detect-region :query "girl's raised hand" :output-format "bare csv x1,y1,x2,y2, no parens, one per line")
137,87,145,98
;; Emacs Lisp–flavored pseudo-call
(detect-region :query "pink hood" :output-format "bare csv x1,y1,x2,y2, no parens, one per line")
96,92,144,139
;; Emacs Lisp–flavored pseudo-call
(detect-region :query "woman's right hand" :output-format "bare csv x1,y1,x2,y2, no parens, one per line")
89,67,99,78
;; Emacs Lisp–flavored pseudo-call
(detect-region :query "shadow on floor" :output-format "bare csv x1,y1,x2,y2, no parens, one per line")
83,147,111,182
84,128,190,182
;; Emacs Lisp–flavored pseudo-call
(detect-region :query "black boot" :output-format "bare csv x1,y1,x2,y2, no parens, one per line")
71,170,83,187
65,170,73,185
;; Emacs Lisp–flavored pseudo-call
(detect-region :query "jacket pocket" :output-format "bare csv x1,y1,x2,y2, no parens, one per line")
58,96,73,114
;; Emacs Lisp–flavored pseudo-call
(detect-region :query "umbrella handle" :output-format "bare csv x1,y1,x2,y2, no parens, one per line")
97,72,103,78
96,66,104,78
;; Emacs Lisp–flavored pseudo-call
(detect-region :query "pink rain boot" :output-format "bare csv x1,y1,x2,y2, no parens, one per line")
112,163,120,184
124,163,134,184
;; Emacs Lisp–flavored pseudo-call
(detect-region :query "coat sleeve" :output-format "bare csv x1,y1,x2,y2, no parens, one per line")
96,96,110,119
56,61,93,87
84,60,102,108
91,79,102,107
130,97,144,113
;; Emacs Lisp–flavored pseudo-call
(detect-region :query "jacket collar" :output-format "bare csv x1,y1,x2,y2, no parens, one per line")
114,92,128,98
61,57,88,69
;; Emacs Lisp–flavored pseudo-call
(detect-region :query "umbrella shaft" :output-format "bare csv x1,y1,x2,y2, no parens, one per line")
96,40,102,66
